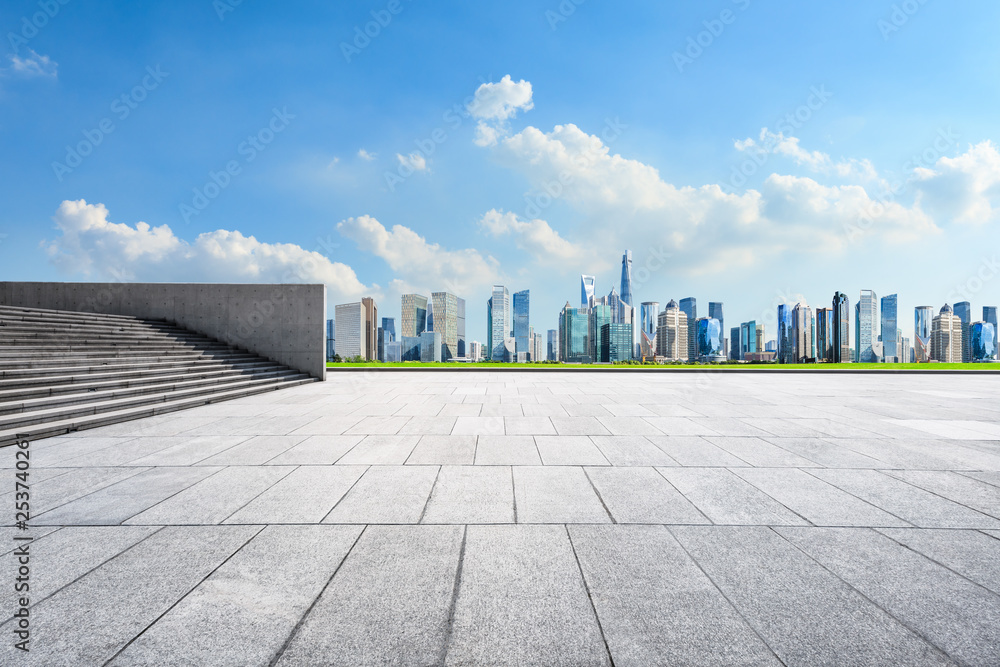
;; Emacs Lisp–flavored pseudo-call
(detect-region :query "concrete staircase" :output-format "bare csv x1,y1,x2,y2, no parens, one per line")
0,305,318,445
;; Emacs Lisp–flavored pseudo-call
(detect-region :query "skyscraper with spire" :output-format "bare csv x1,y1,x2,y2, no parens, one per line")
580,275,596,309
620,250,633,311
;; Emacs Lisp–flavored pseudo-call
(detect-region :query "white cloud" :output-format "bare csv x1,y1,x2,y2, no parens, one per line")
468,75,534,147
912,141,1000,225
478,208,592,265
396,152,427,171
736,128,879,182
6,49,57,78
337,215,502,297
358,148,376,161
43,200,376,302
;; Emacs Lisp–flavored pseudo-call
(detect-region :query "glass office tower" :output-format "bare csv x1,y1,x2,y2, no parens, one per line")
513,290,530,360
487,285,510,361
985,306,998,360
815,308,833,361
915,306,933,362
709,302,724,353
559,302,590,363
954,301,972,362
401,294,428,338
880,294,898,362
858,289,878,362
620,251,633,310
740,320,758,360
679,297,697,362
326,319,335,361
431,292,461,361
730,326,741,360
971,322,996,362
602,322,632,362
777,304,794,364
697,317,724,360
832,292,850,363
590,304,613,362
581,275,596,308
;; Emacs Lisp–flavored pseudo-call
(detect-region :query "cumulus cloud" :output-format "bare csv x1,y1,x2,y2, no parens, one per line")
912,141,1000,225
396,152,427,171
43,200,376,302
736,128,878,181
5,49,57,78
357,148,376,161
337,215,503,297
467,75,534,147
478,208,592,264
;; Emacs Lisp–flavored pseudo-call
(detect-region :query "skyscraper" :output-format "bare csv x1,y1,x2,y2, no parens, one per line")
559,302,590,363
696,317,724,361
915,306,933,362
954,301,972,363
607,286,623,323
656,300,688,361
326,319,335,362
985,306,998,360
512,290,531,360
487,285,510,361
378,316,395,362
640,301,659,359
792,303,812,362
971,322,996,362
857,290,878,362
431,292,461,360
334,301,365,360
401,294,428,338
880,294,898,362
679,297,697,363
709,302,724,354
590,304,613,362
457,297,466,358
740,320,758,360
777,304,794,364
620,250,633,310
581,275,596,308
361,297,378,362
832,292,850,363
730,326,741,361
932,304,962,362
547,329,559,362
602,322,632,362
815,308,833,361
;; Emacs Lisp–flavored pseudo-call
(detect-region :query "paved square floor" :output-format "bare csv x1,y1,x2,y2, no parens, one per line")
3,370,1000,665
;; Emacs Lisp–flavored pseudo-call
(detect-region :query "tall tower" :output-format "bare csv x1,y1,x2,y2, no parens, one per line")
488,285,510,361
400,294,428,338
580,275,596,309
914,306,933,362
513,290,530,359
880,294,898,362
620,250,633,310
858,289,878,362
679,297,697,363
832,292,850,363
954,301,972,362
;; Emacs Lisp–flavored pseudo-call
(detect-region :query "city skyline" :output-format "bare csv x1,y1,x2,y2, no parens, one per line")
4,2,999,350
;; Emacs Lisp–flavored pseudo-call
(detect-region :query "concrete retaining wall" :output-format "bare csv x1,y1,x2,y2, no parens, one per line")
0,282,327,380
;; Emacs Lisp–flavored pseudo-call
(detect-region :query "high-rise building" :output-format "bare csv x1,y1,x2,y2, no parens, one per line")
756,324,764,352
425,299,433,333
547,329,559,362
487,285,510,361
377,316,396,362
900,336,911,363
559,302,590,363
512,290,530,360
696,317,724,361
620,250,633,310
532,331,546,362
640,302,658,359
581,275,596,308
914,306,933,362
679,297,697,362
730,326,741,361
384,340,402,362
401,294,428,338
880,294,898,362
740,321,758,360
857,290,878,362
777,304,794,364
656,300,688,361
815,308,833,361
833,292,850,363
326,319,335,362
601,322,632,362
420,331,442,363
334,302,365,360
792,303,812,362
954,301,972,363
971,322,996,362
590,304,613,362
430,292,461,361
469,341,484,362
984,307,998,360
709,302,724,355
932,304,962,363
361,297,378,361
457,297,466,358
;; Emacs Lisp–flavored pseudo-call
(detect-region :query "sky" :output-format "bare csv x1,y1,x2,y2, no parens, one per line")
2,0,999,346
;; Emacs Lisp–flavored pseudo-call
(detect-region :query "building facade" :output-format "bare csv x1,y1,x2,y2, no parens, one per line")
547,329,559,362
971,322,996,362
696,317,725,361
513,290,530,360
833,292,850,363
777,304,794,364
792,303,812,362
656,300,688,361
334,302,365,360
915,306,933,362
326,319,335,362
431,292,462,361
857,289,878,362
401,294,427,338
679,297,697,363
880,294,898,362
581,275,596,308
559,302,590,363
487,285,510,361
954,301,972,363
931,304,962,363
815,308,832,361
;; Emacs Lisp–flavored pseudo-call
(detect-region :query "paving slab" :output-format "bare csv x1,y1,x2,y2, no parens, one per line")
125,466,293,525
704,436,820,467
263,434,362,465
534,435,611,465
336,434,420,465
404,434,477,465
276,525,463,666
590,435,677,466
569,524,781,665
224,466,367,524
422,465,515,524
445,525,611,666
323,465,439,524
883,470,1000,519
646,435,749,466
778,526,1000,666
0,525,260,666
671,526,951,666
878,527,1000,595
196,435,306,466
474,435,542,465
125,435,253,466
35,466,222,525
513,466,611,524
32,466,150,514
733,467,910,527
585,467,707,524
658,467,809,526
111,525,362,666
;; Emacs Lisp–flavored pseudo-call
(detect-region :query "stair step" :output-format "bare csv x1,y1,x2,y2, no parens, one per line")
0,361,283,391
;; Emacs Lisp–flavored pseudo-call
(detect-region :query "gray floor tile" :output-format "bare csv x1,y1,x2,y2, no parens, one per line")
883,470,1000,519
224,466,367,524
422,466,515,524
197,435,305,466
658,467,809,526
590,435,677,466
336,435,420,465
452,416,506,436
474,435,542,465
878,527,1000,595
264,434,363,465
405,435,477,465
646,435,749,466
513,467,610,524
446,525,610,666
535,435,611,465
705,436,819,467
323,465,439,524
585,467,707,524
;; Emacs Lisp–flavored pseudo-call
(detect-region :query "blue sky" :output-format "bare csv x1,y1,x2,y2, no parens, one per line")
2,0,999,345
